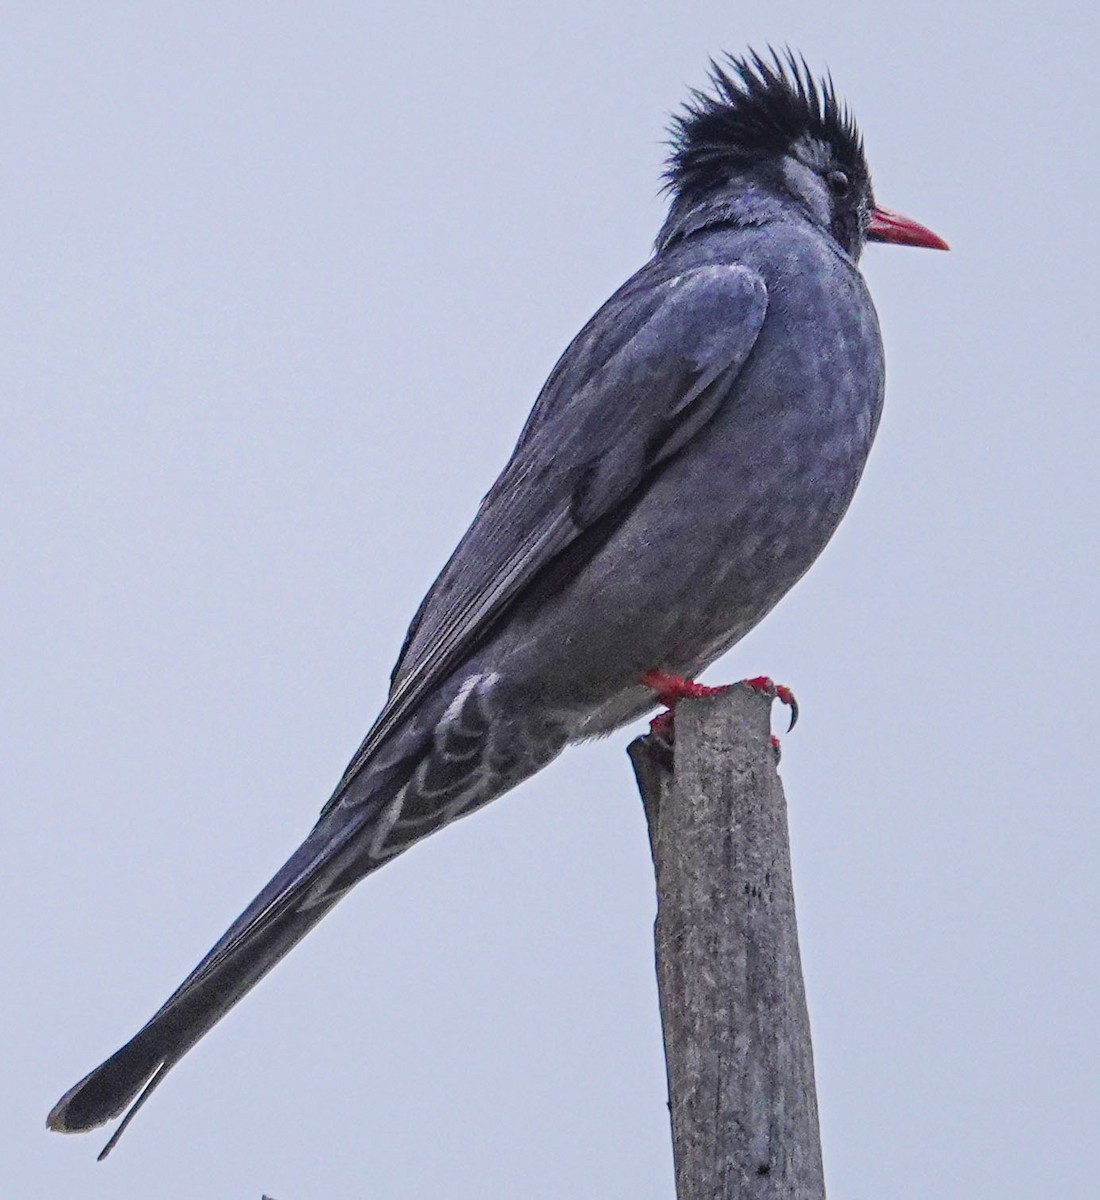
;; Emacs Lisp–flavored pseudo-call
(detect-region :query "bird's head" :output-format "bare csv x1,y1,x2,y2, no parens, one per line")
661,50,947,259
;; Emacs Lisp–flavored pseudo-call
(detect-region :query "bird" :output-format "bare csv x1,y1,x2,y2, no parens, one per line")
48,49,947,1157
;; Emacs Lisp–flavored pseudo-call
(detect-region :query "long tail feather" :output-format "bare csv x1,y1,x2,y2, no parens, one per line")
47,810,372,1152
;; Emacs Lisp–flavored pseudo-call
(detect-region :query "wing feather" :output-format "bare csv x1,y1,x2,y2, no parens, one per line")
329,262,768,804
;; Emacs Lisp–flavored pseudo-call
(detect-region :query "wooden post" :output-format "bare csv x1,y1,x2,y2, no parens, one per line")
628,687,825,1200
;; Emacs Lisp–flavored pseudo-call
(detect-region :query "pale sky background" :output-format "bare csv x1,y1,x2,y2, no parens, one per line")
4,4,1099,1198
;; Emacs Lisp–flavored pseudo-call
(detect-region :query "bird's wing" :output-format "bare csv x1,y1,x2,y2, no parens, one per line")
329,262,768,804
45,262,768,1150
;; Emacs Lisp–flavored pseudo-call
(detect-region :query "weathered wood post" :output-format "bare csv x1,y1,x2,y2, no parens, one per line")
628,686,825,1199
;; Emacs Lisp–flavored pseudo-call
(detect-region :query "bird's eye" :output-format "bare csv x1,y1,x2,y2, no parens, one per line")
826,170,850,198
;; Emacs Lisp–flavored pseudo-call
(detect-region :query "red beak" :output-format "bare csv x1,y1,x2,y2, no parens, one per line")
867,204,949,251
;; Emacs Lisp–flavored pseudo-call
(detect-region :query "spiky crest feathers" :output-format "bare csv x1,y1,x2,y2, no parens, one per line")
665,49,867,202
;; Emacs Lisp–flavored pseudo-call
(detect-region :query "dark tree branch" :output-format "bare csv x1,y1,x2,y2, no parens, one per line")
628,687,824,1199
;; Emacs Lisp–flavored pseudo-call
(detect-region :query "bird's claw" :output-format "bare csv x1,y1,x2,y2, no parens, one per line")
740,675,799,732
642,670,799,748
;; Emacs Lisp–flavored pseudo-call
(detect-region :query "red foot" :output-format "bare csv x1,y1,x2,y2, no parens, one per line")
642,671,731,742
640,670,731,708
741,676,799,731
642,672,719,744
641,670,799,744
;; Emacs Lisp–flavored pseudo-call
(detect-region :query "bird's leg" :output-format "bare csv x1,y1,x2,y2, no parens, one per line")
640,670,798,749
640,670,732,707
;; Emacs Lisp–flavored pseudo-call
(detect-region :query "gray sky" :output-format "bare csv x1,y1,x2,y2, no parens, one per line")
5,3,1098,1198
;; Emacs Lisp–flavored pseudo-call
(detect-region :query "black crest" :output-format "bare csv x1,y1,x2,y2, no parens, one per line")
666,49,866,200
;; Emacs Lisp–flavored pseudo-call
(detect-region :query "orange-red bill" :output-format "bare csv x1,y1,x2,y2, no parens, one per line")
867,204,949,250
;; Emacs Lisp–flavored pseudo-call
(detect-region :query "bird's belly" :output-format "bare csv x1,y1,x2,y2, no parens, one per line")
521,400,876,737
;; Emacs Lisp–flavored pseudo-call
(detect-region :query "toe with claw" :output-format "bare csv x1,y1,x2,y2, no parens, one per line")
740,675,799,731
641,668,799,748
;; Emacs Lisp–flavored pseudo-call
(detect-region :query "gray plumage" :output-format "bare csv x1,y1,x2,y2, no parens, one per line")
48,50,944,1155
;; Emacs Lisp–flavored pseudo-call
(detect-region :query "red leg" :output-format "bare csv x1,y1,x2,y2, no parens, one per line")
641,670,799,745
640,670,731,708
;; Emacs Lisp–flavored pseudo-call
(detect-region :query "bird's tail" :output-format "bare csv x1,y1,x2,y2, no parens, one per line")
46,809,374,1158
48,672,513,1155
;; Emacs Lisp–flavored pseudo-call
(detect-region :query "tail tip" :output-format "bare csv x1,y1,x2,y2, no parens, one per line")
46,1087,88,1134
